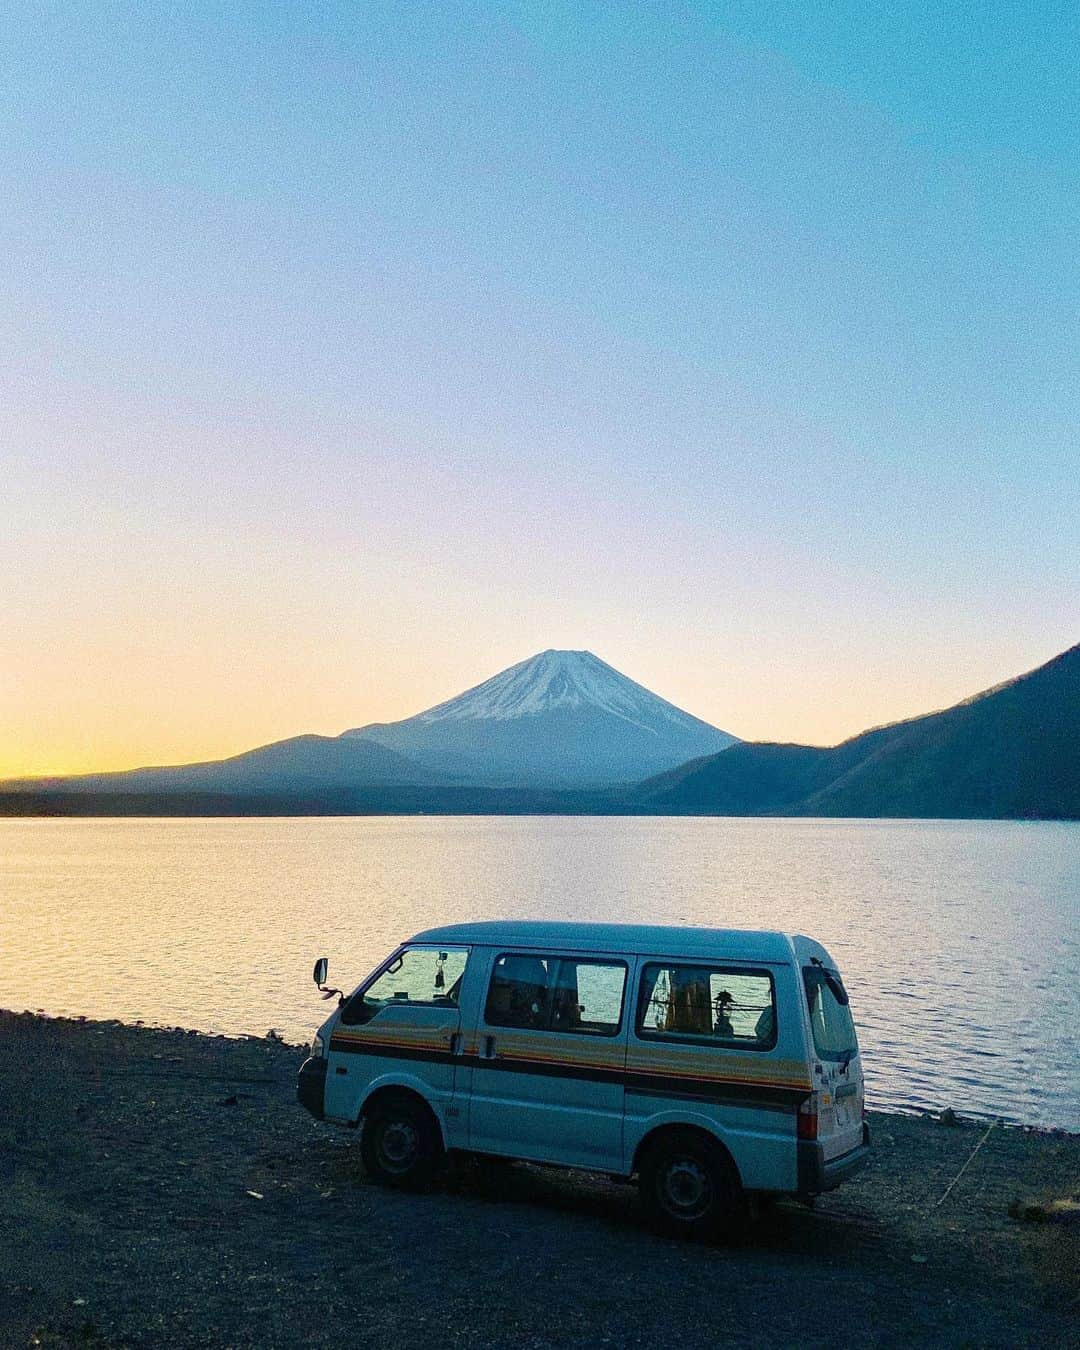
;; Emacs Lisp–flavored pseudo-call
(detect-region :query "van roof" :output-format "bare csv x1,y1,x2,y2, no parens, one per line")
408,920,809,964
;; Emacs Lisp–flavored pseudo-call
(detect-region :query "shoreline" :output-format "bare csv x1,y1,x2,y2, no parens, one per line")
6,1006,1076,1137
3,1010,1077,1349
3,794,1078,821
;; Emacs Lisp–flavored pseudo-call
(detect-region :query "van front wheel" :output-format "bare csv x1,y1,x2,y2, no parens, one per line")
361,1096,443,1190
638,1130,743,1240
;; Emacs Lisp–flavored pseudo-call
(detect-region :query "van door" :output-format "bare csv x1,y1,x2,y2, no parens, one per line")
802,965,865,1161
625,957,811,1192
324,945,470,1140
462,949,629,1171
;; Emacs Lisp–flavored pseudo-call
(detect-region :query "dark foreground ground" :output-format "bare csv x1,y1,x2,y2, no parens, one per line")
0,1012,1076,1350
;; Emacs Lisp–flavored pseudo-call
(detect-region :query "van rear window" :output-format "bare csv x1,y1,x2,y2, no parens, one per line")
636,964,777,1049
803,967,858,1061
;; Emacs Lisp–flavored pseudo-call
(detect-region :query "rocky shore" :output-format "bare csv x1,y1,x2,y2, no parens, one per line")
1,1010,1076,1349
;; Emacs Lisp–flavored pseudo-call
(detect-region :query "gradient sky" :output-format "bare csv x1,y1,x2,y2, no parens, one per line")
3,2,1078,776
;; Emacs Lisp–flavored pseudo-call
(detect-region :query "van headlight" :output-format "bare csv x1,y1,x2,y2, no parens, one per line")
309,1032,325,1059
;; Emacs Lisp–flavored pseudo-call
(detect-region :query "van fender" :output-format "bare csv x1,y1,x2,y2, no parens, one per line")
351,1070,451,1148
626,1105,740,1175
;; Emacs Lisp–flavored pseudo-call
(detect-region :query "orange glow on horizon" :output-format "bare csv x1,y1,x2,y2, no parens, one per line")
3,634,1064,780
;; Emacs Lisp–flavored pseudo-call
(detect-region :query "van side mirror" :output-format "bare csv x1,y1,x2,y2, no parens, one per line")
312,956,344,1005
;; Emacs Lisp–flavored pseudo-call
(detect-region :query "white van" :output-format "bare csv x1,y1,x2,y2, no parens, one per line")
298,921,870,1236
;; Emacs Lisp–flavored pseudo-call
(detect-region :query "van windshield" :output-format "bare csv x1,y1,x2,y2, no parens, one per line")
803,967,858,1062
340,947,469,1025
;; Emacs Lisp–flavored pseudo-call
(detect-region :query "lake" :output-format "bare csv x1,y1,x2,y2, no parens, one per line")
1,816,1077,1129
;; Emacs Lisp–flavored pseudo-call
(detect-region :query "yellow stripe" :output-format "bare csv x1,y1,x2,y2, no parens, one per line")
332,1028,811,1092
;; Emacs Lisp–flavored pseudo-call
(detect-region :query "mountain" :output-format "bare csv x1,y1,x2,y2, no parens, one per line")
8,644,1071,819
342,649,738,787
2,649,735,805
7,734,443,797
635,642,1079,819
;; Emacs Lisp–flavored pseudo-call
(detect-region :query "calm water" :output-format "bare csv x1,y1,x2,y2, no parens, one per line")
2,817,1077,1129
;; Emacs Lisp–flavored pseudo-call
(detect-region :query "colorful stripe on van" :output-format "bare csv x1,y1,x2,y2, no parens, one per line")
328,1027,812,1110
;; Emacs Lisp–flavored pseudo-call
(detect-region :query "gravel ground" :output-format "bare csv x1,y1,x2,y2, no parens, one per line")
0,1010,1076,1349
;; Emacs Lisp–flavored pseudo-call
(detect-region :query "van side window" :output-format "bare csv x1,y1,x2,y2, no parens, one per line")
340,947,469,1025
485,954,626,1036
637,964,777,1049
551,960,625,1035
485,953,554,1030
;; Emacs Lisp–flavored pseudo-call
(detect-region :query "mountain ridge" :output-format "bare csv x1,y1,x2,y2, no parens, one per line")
634,642,1079,819
6,734,448,796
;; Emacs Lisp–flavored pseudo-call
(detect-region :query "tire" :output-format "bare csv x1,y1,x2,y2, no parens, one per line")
360,1095,443,1190
638,1130,744,1240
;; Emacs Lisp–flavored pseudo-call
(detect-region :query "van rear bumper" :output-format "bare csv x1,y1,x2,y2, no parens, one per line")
297,1056,327,1120
797,1123,871,1195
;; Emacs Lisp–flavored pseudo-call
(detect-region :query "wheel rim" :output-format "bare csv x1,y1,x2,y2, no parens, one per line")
658,1156,713,1221
377,1118,419,1174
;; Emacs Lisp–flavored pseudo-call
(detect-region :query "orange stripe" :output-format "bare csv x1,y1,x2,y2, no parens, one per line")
333,1033,807,1091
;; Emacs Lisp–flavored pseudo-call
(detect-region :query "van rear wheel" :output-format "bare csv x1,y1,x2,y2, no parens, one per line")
361,1095,443,1190
639,1130,743,1240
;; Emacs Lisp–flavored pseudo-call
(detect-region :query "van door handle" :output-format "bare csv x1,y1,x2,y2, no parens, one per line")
481,1035,496,1059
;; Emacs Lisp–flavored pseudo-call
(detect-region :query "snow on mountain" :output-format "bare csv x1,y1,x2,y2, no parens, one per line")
412,650,710,729
343,649,738,787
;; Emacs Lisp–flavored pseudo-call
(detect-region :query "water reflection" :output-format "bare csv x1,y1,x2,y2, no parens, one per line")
1,816,1077,1129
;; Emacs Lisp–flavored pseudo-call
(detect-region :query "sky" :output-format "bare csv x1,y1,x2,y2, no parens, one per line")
2,1,1077,776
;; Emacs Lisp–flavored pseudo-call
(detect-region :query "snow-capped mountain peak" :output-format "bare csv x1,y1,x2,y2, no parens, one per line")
341,649,738,787
415,649,688,730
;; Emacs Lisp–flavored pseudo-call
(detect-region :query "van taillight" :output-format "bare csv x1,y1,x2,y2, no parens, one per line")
798,1095,819,1141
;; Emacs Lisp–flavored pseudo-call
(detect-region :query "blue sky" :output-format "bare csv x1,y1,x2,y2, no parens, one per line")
2,2,1077,772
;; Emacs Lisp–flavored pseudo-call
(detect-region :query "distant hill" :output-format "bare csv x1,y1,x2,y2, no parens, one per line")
5,734,444,797
342,649,737,787
634,643,1079,819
